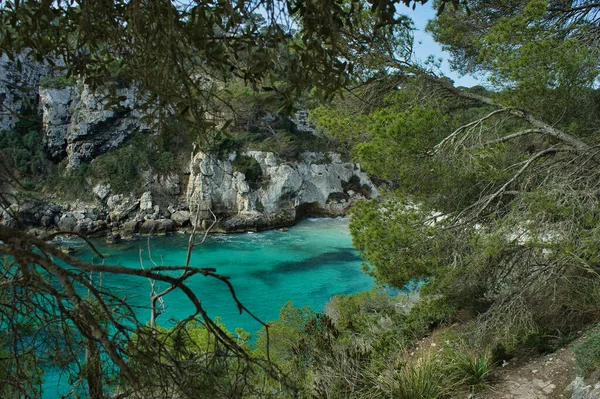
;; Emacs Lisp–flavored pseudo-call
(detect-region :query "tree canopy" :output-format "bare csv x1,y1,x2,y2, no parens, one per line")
312,0,600,350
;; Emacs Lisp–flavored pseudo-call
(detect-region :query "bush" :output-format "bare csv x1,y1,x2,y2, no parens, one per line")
232,154,263,189
401,298,456,340
387,356,449,399
39,75,77,89
0,110,49,187
444,345,492,389
574,324,600,377
87,137,150,194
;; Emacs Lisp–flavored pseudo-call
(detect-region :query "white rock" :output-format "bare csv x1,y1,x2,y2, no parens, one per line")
140,191,153,212
186,151,378,229
93,183,111,201
107,194,123,209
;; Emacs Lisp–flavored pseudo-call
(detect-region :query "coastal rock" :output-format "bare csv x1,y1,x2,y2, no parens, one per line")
57,213,77,231
139,219,175,235
187,151,377,231
0,53,53,132
170,210,191,227
140,191,153,212
39,83,150,169
121,220,141,236
109,197,140,222
93,184,111,201
571,376,600,399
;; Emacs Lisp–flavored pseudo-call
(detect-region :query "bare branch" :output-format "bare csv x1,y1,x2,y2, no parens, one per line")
472,129,546,149
415,70,594,153
433,108,510,153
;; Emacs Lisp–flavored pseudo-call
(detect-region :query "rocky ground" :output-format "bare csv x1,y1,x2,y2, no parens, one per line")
411,328,600,399
459,347,578,399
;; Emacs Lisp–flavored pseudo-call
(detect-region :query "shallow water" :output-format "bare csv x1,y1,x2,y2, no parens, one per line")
43,217,374,397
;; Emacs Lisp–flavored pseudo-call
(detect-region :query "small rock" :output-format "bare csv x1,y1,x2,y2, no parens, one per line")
93,183,111,201
107,194,123,209
105,233,121,244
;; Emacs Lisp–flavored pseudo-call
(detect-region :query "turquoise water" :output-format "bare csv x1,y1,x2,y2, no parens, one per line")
44,217,374,397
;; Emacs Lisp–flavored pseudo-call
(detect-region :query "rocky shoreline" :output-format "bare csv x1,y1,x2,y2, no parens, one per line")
1,151,377,242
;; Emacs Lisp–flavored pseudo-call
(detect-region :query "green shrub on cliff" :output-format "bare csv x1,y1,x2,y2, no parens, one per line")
0,109,49,189
232,154,263,189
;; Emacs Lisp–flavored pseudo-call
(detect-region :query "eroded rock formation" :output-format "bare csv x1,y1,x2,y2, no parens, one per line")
186,151,377,232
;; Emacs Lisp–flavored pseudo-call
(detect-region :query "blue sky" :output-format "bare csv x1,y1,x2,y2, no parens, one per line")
399,2,480,87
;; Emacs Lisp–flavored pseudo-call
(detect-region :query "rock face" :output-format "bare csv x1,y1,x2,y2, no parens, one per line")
39,84,150,168
0,53,53,132
0,150,377,236
292,109,320,136
187,151,377,232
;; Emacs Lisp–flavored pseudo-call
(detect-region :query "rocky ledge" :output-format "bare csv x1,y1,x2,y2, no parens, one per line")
0,151,377,241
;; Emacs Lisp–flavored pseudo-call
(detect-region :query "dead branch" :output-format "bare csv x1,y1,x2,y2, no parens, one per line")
415,70,594,153
472,128,547,149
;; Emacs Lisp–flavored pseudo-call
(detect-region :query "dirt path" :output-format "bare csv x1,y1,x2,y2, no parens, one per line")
453,347,577,399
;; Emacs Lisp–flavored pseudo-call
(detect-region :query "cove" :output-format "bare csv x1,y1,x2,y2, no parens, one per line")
44,217,374,397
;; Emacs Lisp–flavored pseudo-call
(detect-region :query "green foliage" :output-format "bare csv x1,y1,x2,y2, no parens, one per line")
350,198,452,288
573,324,600,377
386,356,449,399
402,298,456,340
232,154,263,189
0,109,49,188
39,75,78,89
443,344,492,389
87,138,151,194
84,132,181,195
428,0,600,130
126,321,270,398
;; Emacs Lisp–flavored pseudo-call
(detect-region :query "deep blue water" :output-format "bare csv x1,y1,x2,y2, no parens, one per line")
43,217,374,398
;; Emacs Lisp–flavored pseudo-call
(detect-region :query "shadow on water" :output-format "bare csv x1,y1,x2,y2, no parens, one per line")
250,247,362,284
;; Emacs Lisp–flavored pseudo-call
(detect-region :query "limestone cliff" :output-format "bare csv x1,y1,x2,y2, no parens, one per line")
0,150,377,236
186,151,377,232
0,53,53,132
40,84,149,168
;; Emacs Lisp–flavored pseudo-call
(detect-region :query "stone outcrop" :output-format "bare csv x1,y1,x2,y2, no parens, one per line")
186,151,377,232
0,53,54,132
292,109,320,136
39,84,150,168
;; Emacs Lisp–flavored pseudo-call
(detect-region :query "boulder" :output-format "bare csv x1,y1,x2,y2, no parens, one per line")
140,191,153,212
57,213,77,231
93,184,111,201
170,210,191,227
121,220,141,236
139,219,175,235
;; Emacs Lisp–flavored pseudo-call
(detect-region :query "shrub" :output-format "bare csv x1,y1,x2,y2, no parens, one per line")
232,154,263,189
387,356,449,399
0,109,50,187
573,324,600,377
87,137,150,194
401,298,456,340
39,75,77,89
444,345,492,389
